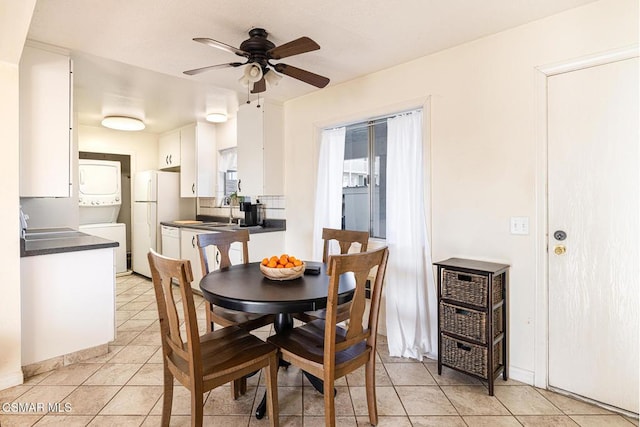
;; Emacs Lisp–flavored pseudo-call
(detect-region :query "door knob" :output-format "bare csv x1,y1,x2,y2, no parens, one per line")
554,245,567,255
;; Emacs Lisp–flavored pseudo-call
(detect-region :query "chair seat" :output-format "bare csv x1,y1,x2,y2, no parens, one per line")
267,320,370,372
170,326,277,381
212,306,275,330
294,302,351,323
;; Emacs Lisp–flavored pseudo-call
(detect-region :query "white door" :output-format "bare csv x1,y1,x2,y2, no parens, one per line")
547,57,639,413
132,202,156,278
180,229,219,292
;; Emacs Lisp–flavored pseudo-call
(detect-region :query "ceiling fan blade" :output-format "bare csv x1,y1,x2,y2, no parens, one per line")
193,37,249,57
267,36,320,60
183,62,244,76
274,63,329,88
251,77,266,93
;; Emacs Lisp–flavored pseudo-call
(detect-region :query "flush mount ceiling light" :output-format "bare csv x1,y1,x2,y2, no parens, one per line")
101,116,145,131
205,112,228,123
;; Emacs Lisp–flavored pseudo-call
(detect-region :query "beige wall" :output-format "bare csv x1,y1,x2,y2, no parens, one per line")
0,0,37,390
283,0,638,383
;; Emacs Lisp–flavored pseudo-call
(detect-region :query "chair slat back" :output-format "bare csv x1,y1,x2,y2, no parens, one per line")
322,228,369,263
325,247,389,354
197,230,250,274
147,250,201,375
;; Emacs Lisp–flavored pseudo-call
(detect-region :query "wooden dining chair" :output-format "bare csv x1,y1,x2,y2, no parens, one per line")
268,247,389,427
196,230,275,399
294,227,370,323
147,249,279,427
196,230,275,333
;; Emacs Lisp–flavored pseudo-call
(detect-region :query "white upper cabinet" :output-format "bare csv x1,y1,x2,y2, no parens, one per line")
180,122,216,198
158,129,181,169
20,45,73,197
237,100,283,198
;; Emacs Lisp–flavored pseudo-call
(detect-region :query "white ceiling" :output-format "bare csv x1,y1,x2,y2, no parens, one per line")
26,0,597,134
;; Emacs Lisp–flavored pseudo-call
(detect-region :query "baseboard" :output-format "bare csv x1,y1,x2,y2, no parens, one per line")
508,365,535,385
0,370,24,391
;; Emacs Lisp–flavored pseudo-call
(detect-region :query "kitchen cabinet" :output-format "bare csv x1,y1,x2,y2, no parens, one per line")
180,228,244,293
247,231,285,262
19,45,73,197
180,122,216,198
21,247,115,366
158,129,181,169
237,100,283,198
434,258,509,396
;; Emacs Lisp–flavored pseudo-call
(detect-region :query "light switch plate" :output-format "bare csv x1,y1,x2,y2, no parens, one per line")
510,216,529,235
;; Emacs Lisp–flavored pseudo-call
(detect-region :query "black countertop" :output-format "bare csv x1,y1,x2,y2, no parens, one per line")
21,228,119,258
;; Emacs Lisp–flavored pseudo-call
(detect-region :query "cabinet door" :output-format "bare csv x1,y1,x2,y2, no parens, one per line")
20,46,72,197
195,123,216,197
237,102,264,198
180,124,197,197
158,130,180,169
180,123,216,198
248,231,285,263
180,229,219,292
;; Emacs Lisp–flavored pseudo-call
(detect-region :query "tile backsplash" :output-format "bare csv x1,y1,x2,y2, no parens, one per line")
197,195,286,220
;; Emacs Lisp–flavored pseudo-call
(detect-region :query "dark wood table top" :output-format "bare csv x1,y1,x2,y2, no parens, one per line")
199,262,356,314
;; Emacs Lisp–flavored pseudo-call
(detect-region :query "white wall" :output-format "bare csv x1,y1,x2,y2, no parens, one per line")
78,125,159,174
283,0,638,383
0,0,37,390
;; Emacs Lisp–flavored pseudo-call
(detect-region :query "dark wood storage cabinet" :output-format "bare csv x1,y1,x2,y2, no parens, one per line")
434,258,509,395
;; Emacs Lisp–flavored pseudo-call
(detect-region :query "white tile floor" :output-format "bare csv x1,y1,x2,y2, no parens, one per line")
0,273,637,426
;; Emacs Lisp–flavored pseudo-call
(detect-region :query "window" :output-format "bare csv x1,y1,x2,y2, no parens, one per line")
217,147,237,205
342,120,387,239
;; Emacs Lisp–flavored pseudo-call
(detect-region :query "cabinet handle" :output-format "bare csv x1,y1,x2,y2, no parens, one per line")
238,179,242,192
192,183,195,194
169,154,172,164
455,308,471,316
216,251,220,264
166,155,169,165
191,235,196,248
457,274,472,282
456,343,472,352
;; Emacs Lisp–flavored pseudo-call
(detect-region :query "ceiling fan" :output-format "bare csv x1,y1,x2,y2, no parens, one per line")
183,28,330,93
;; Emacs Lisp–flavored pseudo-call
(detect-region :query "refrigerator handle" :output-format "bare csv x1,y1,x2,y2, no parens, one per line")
147,178,152,201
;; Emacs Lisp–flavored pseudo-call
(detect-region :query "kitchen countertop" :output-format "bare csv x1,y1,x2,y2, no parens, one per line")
21,227,119,257
161,217,286,234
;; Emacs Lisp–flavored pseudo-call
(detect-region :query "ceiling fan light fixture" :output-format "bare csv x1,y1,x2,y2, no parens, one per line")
264,69,283,87
101,115,145,131
206,112,228,123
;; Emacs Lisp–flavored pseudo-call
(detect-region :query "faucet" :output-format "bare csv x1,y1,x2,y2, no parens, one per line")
227,197,234,224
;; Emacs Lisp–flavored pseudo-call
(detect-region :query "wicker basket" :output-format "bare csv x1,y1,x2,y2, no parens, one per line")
442,270,503,306
440,303,503,344
441,335,502,379
260,263,305,281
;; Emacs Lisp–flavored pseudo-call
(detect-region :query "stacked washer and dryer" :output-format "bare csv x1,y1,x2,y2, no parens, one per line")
78,159,127,274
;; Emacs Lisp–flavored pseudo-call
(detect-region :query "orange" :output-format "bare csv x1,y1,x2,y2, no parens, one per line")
276,264,284,268
285,262,294,268
293,260,302,267
269,256,278,263
261,258,268,266
267,260,277,268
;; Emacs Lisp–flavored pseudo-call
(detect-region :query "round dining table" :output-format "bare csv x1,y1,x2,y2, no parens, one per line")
199,261,356,419
199,261,355,332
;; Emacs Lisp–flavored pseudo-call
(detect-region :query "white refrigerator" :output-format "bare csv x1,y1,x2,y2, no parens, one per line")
132,171,194,277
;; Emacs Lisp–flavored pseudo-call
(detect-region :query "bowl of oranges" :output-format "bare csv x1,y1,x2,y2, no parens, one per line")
260,254,305,281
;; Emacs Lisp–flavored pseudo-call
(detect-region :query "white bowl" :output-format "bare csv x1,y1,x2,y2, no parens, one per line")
260,262,306,281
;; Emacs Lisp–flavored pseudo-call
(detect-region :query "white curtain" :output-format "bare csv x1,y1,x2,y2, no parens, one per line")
385,111,438,360
312,127,346,260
